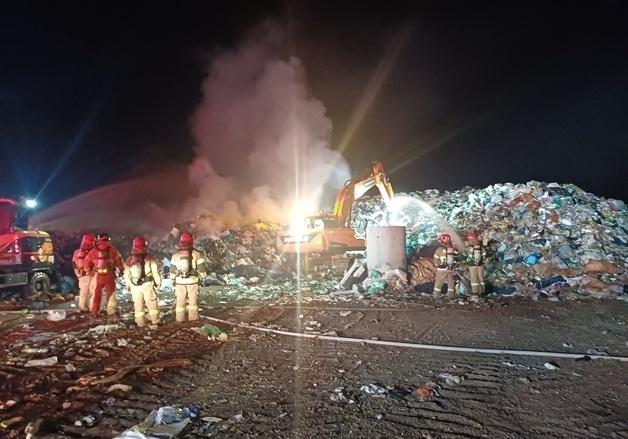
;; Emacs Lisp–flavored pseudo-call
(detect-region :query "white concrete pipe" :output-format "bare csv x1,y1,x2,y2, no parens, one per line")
366,225,407,272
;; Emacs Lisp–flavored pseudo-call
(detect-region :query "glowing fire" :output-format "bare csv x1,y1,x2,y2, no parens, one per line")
288,200,317,237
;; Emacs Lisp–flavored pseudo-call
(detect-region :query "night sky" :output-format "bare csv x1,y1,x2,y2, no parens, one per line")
1,0,627,209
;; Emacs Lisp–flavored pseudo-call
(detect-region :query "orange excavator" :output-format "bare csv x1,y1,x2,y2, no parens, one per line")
277,161,394,256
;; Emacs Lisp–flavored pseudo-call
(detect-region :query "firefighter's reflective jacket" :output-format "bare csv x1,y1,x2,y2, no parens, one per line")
124,254,162,288
464,241,486,266
169,249,207,285
433,245,457,269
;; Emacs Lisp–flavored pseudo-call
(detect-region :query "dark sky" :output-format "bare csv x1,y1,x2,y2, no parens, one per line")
1,0,627,209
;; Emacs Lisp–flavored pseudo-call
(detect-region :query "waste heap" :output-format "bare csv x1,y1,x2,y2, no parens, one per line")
351,181,628,300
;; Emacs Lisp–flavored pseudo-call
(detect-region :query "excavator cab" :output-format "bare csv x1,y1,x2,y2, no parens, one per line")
277,161,394,258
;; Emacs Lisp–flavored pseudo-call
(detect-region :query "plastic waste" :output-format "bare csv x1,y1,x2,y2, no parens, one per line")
360,383,387,397
24,356,58,367
438,373,464,386
89,324,120,334
544,362,560,370
115,405,198,439
45,310,66,321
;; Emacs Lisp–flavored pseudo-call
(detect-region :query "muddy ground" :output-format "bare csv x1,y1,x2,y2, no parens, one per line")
1,298,628,438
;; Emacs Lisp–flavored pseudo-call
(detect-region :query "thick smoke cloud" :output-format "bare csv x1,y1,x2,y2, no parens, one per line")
33,23,350,237
180,24,350,230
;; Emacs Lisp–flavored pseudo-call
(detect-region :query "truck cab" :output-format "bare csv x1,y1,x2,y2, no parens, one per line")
0,198,58,296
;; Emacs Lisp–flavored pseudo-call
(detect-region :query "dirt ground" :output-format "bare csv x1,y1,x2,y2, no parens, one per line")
1,298,628,438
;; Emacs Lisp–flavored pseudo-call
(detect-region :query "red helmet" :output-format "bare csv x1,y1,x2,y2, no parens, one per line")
467,231,479,241
179,231,193,249
80,234,96,250
439,233,451,244
132,236,147,255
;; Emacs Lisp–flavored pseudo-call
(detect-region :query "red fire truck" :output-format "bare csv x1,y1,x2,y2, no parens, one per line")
0,198,58,296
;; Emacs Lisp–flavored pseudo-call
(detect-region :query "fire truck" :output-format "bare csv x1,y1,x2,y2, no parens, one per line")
0,198,58,297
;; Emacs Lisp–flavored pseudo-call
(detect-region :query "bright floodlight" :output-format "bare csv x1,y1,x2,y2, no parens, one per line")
25,199,37,209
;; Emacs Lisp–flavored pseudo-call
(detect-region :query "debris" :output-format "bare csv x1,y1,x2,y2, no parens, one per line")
201,417,223,425
0,400,16,410
351,182,628,299
24,356,58,367
232,414,244,423
562,343,574,349
438,373,465,386
339,311,352,317
583,260,623,274
24,419,42,439
45,310,67,321
195,324,224,337
107,384,133,393
0,416,23,429
585,348,608,356
65,363,76,372
89,324,120,334
75,415,96,427
544,362,560,370
117,338,129,347
21,347,49,354
416,382,439,398
360,383,388,397
115,405,194,439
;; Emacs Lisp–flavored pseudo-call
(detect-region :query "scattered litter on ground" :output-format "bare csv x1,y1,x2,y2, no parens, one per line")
115,405,198,439
360,383,388,397
438,372,465,386
89,324,120,334
107,384,133,393
45,310,66,321
544,361,560,370
24,356,58,367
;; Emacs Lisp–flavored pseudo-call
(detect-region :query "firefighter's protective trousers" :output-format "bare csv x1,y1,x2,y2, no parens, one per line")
175,283,199,322
131,282,159,326
91,274,117,316
468,266,485,295
433,268,455,297
77,274,95,311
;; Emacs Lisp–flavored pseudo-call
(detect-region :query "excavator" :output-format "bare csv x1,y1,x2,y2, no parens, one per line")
277,161,394,257
0,198,57,297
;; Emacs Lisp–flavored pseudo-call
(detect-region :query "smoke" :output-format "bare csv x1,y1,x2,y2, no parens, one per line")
33,23,350,237
180,23,350,231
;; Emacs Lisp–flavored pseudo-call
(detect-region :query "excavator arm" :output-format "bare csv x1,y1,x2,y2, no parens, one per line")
332,161,394,227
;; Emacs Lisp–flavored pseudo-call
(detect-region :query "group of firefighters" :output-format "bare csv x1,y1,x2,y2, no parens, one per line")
72,231,207,327
433,231,486,299
71,229,486,328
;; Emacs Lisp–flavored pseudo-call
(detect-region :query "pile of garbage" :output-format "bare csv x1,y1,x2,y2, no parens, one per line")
351,181,628,299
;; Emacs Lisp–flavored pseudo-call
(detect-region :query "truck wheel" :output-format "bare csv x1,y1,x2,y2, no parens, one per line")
25,272,51,298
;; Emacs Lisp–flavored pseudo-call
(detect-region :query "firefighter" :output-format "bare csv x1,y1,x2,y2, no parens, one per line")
464,231,486,296
84,233,124,317
124,236,162,327
433,233,457,298
72,234,96,312
170,232,207,322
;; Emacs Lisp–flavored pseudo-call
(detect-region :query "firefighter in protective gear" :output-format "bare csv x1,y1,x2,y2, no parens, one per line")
464,231,486,295
124,236,162,327
170,232,207,322
72,234,96,311
84,233,124,316
433,233,457,298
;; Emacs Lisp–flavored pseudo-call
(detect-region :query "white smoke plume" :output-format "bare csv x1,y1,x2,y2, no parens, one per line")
33,23,350,237
180,23,350,231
